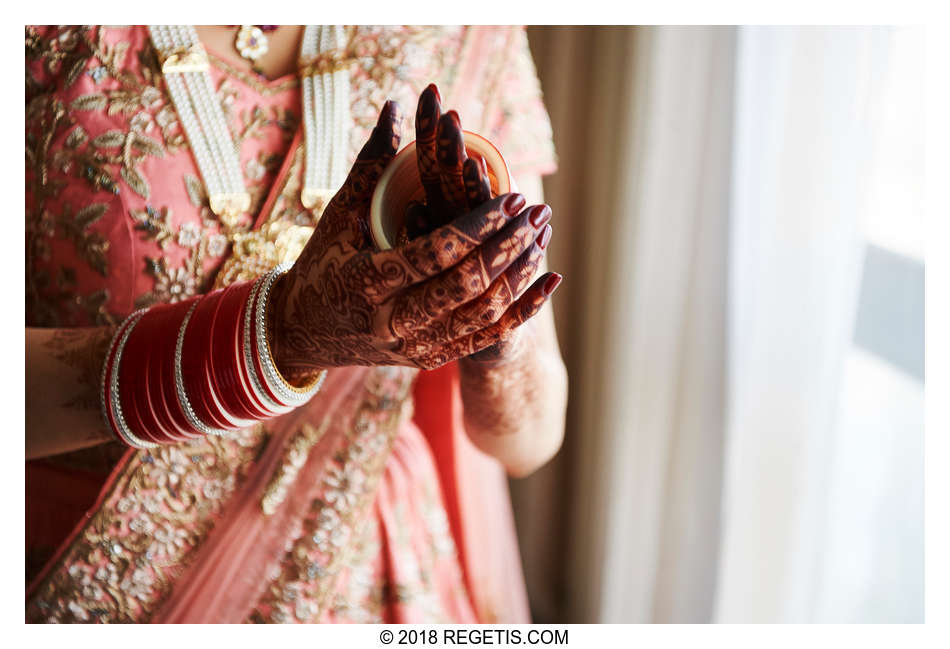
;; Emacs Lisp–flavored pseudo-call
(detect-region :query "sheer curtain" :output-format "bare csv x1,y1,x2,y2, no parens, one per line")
515,25,923,623
715,26,923,623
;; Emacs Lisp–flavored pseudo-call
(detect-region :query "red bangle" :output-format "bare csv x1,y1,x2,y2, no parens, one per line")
148,300,202,441
159,299,206,439
119,313,166,445
140,308,179,443
210,280,270,420
201,285,258,428
181,289,235,430
102,313,144,446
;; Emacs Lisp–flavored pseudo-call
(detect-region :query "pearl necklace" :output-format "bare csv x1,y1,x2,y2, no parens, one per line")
148,25,352,224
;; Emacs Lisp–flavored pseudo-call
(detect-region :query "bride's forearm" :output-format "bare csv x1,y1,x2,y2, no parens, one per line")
457,310,568,478
26,327,117,459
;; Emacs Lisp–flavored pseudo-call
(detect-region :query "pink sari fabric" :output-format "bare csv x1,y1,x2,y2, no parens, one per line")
25,25,555,623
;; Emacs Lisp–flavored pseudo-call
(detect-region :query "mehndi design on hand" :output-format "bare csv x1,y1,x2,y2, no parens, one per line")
409,83,560,362
268,99,558,376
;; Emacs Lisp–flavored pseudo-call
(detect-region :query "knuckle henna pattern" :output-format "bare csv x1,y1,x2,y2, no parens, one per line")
267,87,562,378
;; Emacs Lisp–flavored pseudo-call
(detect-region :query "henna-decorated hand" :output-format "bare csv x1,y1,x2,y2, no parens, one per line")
410,83,561,362
267,100,561,377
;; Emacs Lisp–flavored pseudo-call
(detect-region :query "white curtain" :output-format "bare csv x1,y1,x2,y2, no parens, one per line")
715,26,923,623
517,25,923,623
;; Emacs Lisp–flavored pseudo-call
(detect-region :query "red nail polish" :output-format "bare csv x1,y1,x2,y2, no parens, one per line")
503,193,526,215
542,272,562,296
537,223,553,249
427,82,442,104
529,205,552,229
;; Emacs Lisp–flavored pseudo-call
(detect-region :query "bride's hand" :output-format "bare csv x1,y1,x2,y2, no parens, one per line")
267,101,558,377
409,83,559,362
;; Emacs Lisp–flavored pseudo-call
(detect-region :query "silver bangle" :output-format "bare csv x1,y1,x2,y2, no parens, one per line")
253,265,326,407
102,310,158,449
173,301,230,436
243,276,294,415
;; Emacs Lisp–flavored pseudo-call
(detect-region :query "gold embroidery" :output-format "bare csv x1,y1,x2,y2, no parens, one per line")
26,427,269,623
261,417,331,515
206,51,301,96
249,367,417,623
298,50,357,78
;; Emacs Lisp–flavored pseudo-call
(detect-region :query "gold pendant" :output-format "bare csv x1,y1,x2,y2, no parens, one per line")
235,25,269,63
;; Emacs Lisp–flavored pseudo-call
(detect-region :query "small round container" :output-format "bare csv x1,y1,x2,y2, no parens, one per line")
370,131,511,250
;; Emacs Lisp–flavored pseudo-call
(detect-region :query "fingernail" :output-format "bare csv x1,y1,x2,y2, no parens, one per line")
529,204,552,229
446,110,461,128
426,82,442,104
537,223,553,249
503,193,526,215
417,88,440,132
542,272,563,296
379,100,402,130
380,100,393,122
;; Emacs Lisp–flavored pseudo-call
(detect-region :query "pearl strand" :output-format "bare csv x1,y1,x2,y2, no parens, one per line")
300,25,351,212
148,25,250,222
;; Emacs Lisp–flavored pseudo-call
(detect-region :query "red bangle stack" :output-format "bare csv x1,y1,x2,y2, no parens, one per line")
100,266,328,448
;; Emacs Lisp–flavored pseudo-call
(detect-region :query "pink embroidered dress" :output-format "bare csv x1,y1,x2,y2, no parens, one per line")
25,25,556,623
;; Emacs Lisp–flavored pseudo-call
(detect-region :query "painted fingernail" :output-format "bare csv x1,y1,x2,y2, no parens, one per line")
426,82,442,104
537,223,553,249
542,272,563,296
529,204,552,229
379,100,400,125
417,91,439,132
503,193,526,215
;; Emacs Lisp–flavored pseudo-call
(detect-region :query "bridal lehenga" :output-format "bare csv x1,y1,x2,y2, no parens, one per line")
25,25,555,623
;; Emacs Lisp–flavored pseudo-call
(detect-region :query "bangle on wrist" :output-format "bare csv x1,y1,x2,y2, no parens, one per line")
100,267,327,449
252,264,327,406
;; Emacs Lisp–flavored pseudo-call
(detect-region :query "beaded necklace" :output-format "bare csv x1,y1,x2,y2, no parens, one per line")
147,25,351,227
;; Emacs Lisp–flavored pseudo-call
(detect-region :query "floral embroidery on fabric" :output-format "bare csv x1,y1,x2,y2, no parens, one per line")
248,367,416,623
26,428,268,623
26,24,555,623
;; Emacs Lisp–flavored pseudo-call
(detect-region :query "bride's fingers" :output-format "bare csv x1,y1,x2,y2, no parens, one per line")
405,200,434,240
415,84,445,212
414,272,562,369
446,224,551,338
437,111,469,218
463,156,492,211
388,205,550,335
334,100,401,213
298,100,401,255
344,193,527,300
